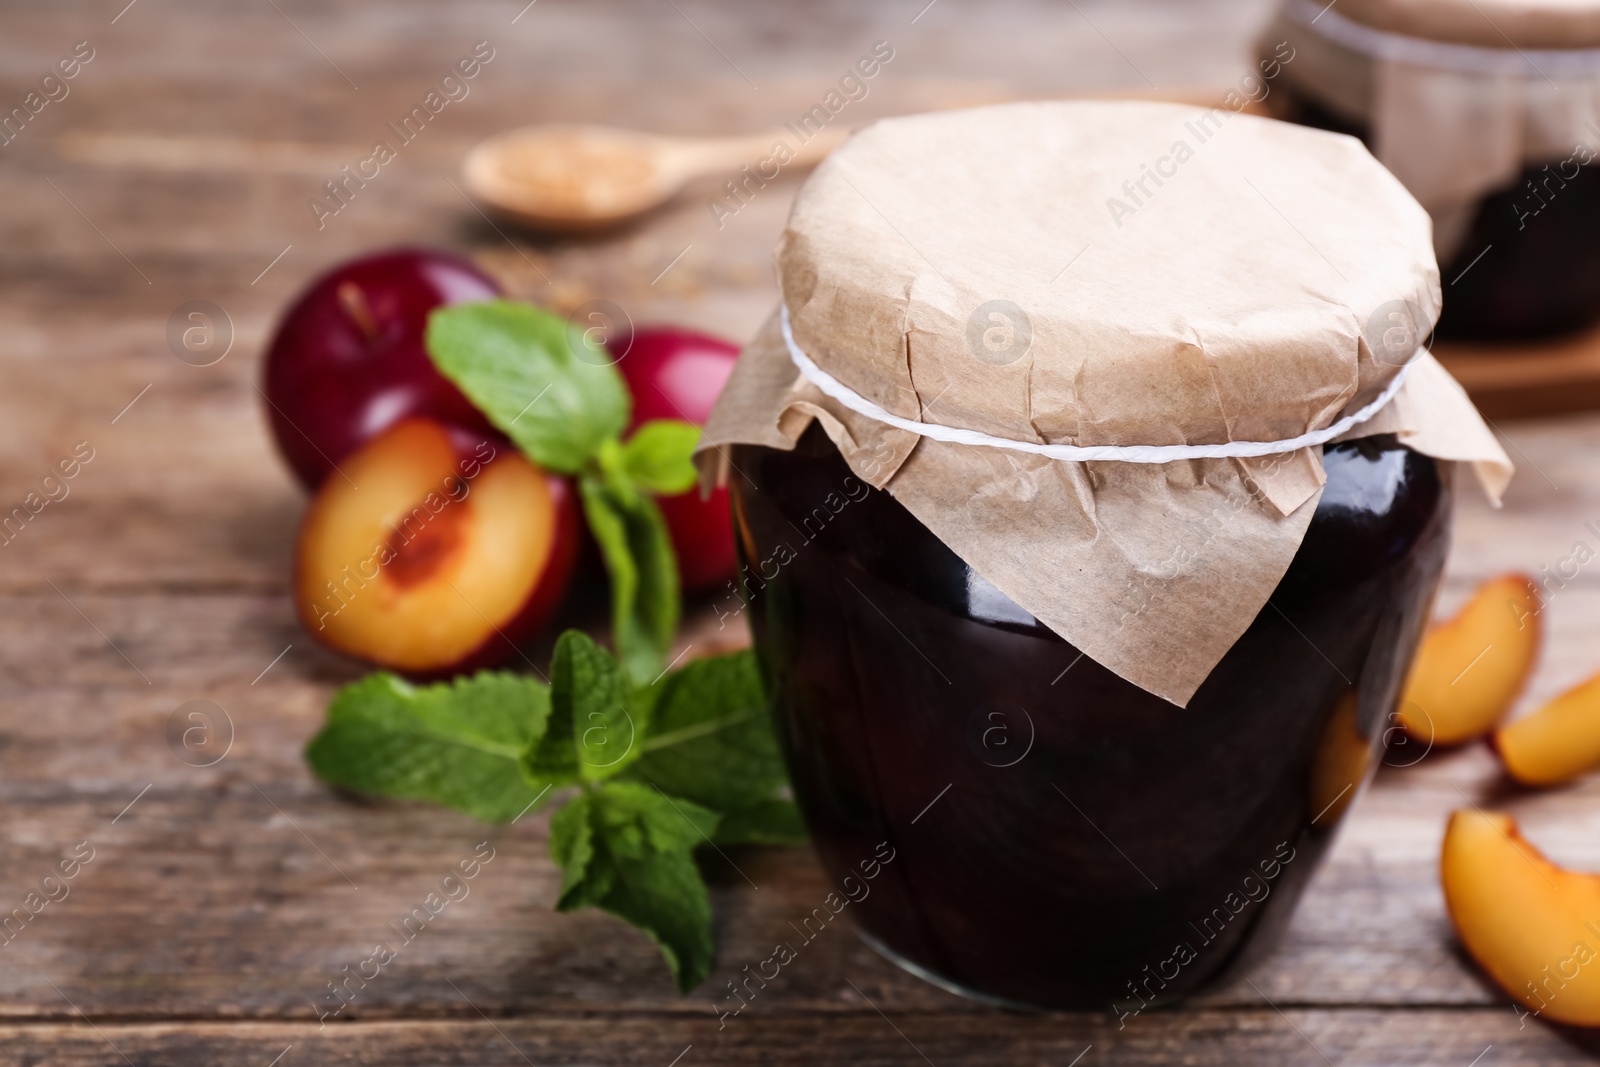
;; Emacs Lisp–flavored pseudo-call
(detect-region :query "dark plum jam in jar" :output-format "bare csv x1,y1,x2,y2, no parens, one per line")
729,425,1451,1011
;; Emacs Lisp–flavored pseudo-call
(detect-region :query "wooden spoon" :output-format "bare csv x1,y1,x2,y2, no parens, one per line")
462,123,848,232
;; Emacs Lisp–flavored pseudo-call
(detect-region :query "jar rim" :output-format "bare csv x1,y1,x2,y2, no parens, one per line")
1299,0,1600,53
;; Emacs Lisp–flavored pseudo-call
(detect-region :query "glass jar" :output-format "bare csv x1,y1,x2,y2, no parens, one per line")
1273,88,1600,341
730,425,1451,1011
1262,0,1600,340
698,99,1511,1012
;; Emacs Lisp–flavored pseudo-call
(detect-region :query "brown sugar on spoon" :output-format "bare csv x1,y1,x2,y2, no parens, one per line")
462,123,845,231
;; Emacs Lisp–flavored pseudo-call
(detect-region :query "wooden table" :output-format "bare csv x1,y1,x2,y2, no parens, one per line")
6,0,1600,1062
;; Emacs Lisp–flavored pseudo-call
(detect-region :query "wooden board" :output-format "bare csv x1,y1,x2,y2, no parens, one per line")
3,0,1600,1062
1437,325,1600,420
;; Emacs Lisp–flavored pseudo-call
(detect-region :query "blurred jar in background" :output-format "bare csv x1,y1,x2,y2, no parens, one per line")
1261,0,1600,341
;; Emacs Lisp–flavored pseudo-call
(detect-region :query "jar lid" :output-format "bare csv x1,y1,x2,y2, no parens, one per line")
1327,0,1600,50
702,101,1510,706
778,100,1437,457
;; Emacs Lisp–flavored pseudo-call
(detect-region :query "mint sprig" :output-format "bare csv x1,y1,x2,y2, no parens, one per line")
425,300,697,682
305,633,803,993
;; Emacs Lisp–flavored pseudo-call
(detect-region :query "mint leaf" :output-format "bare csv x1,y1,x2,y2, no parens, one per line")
629,652,791,816
549,792,611,909
622,420,701,495
306,671,558,823
529,630,645,782
578,472,680,685
426,300,630,474
548,781,719,991
626,650,807,846
714,798,807,846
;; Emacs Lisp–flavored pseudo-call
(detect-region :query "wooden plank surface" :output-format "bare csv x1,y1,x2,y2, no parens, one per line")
1437,325,1600,421
3,0,1600,1062
2,1012,1599,1067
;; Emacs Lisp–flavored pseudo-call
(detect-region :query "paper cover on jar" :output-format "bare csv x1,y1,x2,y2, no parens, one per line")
696,100,1511,707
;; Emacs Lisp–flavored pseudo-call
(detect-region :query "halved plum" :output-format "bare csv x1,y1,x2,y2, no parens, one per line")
294,418,578,674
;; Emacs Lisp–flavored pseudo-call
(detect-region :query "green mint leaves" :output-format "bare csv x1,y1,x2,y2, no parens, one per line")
425,299,628,474
531,630,642,783
581,445,681,685
305,671,554,823
425,300,701,683
550,783,720,990
629,653,798,844
619,420,701,494
305,634,802,993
